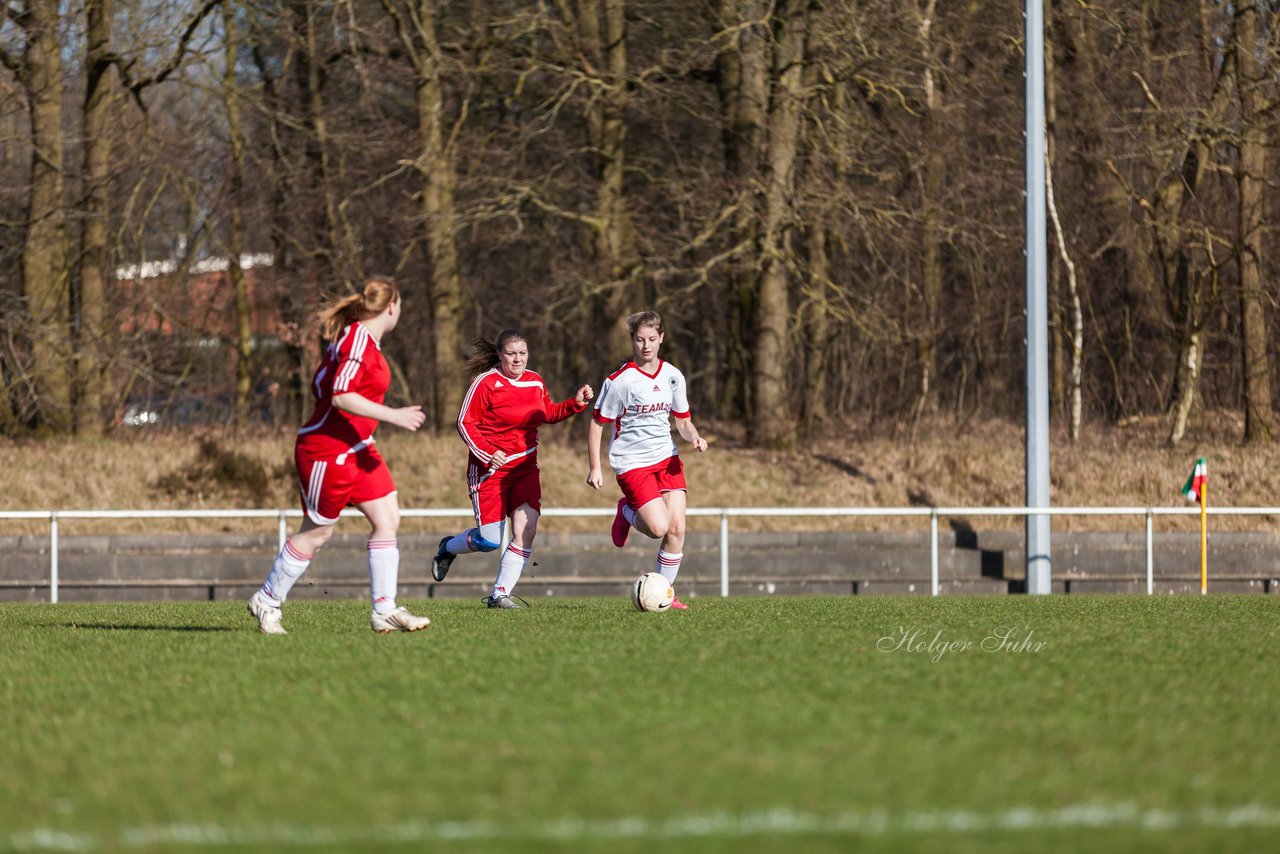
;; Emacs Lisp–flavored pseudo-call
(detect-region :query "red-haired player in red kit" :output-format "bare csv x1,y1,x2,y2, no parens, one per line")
247,276,431,635
430,330,594,608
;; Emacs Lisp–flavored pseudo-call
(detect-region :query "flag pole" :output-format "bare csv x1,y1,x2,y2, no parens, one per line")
1200,480,1208,595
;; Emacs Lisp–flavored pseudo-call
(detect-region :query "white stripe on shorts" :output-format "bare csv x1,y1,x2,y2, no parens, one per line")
302,460,340,525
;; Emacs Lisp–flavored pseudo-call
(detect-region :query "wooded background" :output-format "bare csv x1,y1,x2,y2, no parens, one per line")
1,1,1277,448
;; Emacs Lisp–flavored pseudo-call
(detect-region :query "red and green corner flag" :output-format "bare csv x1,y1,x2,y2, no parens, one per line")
1181,457,1208,594
1181,457,1207,504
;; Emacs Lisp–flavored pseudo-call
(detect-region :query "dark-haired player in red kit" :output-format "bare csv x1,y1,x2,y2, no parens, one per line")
247,276,431,635
431,330,594,608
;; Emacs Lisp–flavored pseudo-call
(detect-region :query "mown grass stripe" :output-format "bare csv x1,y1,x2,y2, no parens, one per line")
8,804,1280,851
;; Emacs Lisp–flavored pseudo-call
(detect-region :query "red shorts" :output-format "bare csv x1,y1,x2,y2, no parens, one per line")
296,447,396,525
616,456,686,511
469,458,542,526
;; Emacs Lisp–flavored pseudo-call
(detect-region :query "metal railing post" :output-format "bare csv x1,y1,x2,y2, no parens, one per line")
1152,507,1162,594
50,511,59,604
719,511,730,597
278,511,287,552
930,509,939,596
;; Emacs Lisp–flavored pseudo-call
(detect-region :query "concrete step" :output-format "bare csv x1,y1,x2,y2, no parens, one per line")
6,531,1280,601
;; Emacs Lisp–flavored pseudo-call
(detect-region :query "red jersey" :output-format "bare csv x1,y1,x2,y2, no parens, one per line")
297,322,389,460
456,368,586,467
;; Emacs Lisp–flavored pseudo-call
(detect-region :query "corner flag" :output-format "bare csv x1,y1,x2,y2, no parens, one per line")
1181,457,1207,504
1181,457,1208,594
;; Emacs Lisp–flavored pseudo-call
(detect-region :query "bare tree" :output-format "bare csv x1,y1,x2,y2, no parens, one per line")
1233,0,1273,444
380,0,466,429
4,0,71,432
711,0,812,446
1045,0,1083,441
713,0,768,421
574,0,640,351
0,1,1275,442
906,0,943,434
223,2,254,422
751,0,812,448
74,0,118,437
1104,3,1235,445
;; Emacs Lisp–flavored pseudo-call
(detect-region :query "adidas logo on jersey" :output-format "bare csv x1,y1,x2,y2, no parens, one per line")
495,380,503,387
652,384,660,391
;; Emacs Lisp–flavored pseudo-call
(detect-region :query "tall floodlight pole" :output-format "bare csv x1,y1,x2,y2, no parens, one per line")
1025,0,1052,594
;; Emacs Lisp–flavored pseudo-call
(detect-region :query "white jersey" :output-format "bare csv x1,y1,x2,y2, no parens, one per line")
592,359,690,473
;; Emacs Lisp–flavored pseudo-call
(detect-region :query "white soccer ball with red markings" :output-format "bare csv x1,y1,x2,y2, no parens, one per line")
631,572,674,612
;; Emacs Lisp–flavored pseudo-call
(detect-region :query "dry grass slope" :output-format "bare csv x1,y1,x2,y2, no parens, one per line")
3,412,1279,535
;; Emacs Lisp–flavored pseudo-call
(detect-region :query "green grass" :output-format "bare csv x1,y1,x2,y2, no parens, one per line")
3,595,1279,852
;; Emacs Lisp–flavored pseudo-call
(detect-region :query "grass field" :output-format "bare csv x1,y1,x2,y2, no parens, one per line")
3,595,1278,852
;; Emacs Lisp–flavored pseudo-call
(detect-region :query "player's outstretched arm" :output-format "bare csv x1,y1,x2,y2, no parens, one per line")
333,392,425,431
586,419,606,489
546,384,595,423
674,416,707,452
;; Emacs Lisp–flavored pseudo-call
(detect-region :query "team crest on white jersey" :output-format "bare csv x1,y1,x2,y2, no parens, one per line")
594,359,690,473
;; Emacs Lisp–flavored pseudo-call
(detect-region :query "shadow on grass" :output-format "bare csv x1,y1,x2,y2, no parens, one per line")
52,623,235,632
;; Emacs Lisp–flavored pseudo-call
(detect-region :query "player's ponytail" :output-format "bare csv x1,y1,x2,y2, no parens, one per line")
317,275,400,341
464,328,525,375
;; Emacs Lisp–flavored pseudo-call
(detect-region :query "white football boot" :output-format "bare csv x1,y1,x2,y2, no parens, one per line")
370,606,432,634
247,591,287,635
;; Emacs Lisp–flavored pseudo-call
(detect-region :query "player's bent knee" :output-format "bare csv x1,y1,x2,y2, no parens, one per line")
467,527,502,552
295,528,333,553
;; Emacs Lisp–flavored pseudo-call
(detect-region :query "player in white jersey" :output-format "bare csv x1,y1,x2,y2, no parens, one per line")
587,310,707,609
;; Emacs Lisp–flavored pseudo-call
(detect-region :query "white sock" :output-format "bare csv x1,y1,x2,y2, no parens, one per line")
657,549,683,584
368,539,399,614
622,503,637,526
492,544,530,598
261,539,311,606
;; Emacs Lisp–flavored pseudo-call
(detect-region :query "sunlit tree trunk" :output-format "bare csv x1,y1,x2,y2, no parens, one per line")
19,0,71,432
751,0,812,448
248,17,311,426
1169,322,1206,447
1136,1,1231,446
383,0,466,428
1045,1,1083,441
76,0,116,437
800,223,830,435
224,4,254,423
577,0,639,358
714,0,767,421
294,2,352,287
908,0,943,433
416,0,464,429
1234,1,1273,444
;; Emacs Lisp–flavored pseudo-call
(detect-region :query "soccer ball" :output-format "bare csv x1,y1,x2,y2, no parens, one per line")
631,572,674,612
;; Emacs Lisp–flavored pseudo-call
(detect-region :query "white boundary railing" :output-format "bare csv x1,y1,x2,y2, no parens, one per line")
1,505,1273,603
